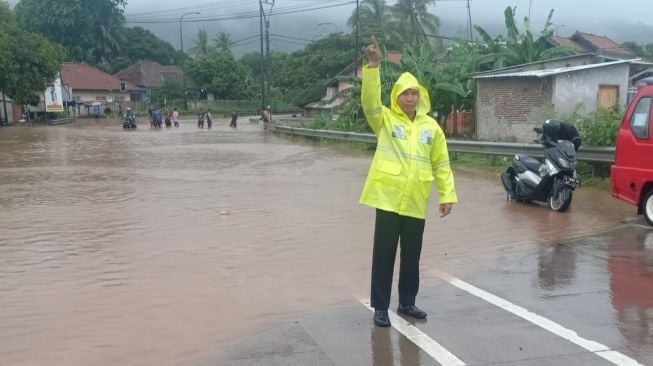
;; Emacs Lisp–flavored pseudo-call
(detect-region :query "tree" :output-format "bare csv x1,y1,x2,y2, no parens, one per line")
378,41,469,120
271,34,357,106
107,27,183,74
336,39,470,133
190,29,210,56
474,7,574,68
622,41,653,61
151,79,185,105
389,0,440,48
0,2,65,112
473,26,510,70
185,51,254,100
348,0,397,49
213,32,234,55
15,0,126,65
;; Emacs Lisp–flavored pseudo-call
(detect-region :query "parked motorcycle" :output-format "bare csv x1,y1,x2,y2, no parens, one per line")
500,120,581,212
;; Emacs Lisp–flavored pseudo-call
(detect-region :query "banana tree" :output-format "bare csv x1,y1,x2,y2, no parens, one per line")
475,7,574,69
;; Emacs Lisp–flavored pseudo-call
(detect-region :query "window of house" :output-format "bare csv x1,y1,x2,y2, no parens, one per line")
120,82,126,92
629,97,651,140
74,96,81,101
95,96,107,101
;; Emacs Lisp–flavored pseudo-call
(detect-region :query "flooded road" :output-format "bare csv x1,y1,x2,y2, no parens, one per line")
0,117,650,365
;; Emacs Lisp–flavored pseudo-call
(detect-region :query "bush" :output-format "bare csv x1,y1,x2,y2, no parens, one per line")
545,105,622,147
309,115,328,129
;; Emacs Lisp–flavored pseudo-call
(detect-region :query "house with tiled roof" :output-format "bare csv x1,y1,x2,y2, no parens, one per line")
114,61,185,101
469,31,653,143
61,62,141,113
549,32,637,60
550,32,653,87
305,52,403,120
474,60,637,142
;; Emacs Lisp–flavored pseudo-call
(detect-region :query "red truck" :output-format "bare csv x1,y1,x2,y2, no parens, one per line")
611,77,653,225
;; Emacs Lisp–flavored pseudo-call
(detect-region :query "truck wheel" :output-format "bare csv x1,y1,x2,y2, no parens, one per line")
643,190,653,226
549,186,572,212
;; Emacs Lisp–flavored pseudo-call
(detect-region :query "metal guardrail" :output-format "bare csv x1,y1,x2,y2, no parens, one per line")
271,125,615,163
47,118,76,125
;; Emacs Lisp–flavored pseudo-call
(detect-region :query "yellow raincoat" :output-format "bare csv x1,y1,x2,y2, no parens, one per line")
359,65,457,219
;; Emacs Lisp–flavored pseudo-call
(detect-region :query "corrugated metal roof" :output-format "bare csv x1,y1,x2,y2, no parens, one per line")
474,59,637,79
304,98,344,110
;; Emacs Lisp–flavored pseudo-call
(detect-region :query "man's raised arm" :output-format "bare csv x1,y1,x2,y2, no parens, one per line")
361,36,384,135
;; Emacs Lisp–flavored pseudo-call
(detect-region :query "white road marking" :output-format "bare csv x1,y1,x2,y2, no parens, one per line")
432,269,644,366
633,224,653,230
359,299,466,366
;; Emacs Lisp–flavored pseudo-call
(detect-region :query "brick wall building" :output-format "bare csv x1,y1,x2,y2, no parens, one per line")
476,77,553,142
474,60,632,142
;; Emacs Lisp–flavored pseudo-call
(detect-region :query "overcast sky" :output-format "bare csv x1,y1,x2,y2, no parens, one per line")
120,0,653,55
8,0,653,55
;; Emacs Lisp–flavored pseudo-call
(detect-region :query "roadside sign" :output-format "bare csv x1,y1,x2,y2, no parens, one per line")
45,74,64,112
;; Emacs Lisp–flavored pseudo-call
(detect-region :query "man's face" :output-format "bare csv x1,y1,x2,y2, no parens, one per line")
397,88,419,116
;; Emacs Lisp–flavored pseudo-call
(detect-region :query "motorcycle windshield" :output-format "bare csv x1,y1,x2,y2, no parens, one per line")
558,140,576,160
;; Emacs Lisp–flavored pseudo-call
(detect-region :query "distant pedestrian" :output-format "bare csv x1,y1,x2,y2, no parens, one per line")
148,106,153,127
261,108,270,130
152,107,162,128
197,111,205,128
230,110,238,128
172,108,180,127
206,110,213,129
164,110,172,127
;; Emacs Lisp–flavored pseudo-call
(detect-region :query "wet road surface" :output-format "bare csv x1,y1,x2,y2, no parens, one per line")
0,117,651,365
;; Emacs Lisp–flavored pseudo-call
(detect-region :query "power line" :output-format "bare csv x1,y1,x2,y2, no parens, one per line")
232,34,260,45
126,0,255,18
126,0,354,24
232,39,261,48
270,37,311,46
269,33,314,42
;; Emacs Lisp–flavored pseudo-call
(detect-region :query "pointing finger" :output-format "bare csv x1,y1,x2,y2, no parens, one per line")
371,35,379,49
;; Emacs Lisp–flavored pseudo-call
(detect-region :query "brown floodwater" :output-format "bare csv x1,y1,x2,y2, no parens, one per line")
0,117,635,365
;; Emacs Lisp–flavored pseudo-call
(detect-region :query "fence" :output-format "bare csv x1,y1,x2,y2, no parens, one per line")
270,125,615,164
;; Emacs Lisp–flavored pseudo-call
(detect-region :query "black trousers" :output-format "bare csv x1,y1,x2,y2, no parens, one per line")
371,209,425,310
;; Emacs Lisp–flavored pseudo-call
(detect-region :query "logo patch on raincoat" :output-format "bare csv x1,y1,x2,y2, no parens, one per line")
420,130,433,145
392,125,407,140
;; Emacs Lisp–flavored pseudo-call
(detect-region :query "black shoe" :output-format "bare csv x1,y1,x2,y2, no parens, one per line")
373,309,391,327
397,304,427,319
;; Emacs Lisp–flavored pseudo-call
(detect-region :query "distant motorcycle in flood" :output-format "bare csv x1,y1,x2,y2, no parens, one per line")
123,115,137,129
500,120,582,212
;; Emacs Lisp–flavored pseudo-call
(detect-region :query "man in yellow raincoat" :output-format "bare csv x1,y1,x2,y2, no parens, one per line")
360,36,457,327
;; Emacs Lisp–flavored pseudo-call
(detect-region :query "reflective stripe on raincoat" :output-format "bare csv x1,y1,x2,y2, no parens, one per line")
359,65,457,219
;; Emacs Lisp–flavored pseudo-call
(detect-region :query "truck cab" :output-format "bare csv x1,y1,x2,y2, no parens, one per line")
611,77,653,225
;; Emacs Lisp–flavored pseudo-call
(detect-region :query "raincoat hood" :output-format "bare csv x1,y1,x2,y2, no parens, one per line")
390,72,431,117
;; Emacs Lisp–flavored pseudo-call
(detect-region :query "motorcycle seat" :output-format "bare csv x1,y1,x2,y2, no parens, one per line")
516,154,541,172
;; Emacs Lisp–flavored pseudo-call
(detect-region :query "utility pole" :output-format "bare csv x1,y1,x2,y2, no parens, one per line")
259,1,265,110
259,0,274,110
179,11,199,109
265,15,271,105
1,93,7,125
355,0,359,77
466,0,474,44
